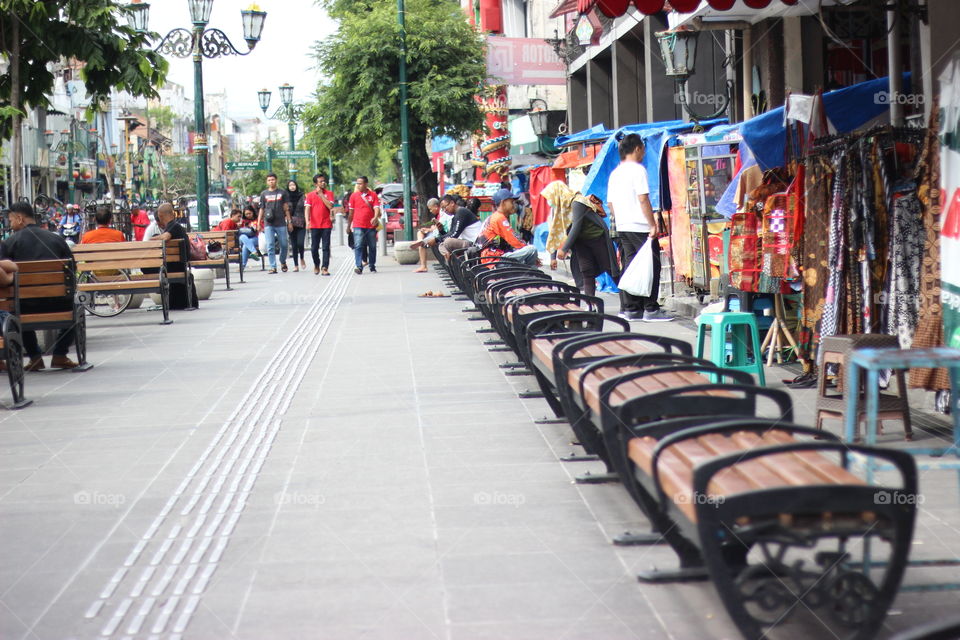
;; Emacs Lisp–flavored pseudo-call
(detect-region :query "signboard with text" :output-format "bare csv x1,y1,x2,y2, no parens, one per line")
486,37,566,86
273,150,316,159
225,161,267,171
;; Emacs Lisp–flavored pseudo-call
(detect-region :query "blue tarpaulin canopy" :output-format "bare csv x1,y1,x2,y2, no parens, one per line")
579,119,725,210
740,73,911,170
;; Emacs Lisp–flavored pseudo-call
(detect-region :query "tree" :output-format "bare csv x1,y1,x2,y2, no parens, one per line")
302,0,485,216
1,0,168,198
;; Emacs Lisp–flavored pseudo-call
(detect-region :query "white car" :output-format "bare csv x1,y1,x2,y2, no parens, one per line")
186,197,231,230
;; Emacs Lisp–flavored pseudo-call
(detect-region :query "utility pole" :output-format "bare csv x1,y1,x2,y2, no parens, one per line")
398,0,413,241
10,12,23,201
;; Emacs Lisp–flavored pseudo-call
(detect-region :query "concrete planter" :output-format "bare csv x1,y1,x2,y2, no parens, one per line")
194,269,215,300
128,294,146,309
394,240,426,265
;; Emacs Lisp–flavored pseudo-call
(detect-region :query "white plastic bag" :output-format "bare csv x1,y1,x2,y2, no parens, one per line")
257,232,268,254
618,239,654,297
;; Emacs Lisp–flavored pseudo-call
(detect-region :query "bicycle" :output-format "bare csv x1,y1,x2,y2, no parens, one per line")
76,269,134,317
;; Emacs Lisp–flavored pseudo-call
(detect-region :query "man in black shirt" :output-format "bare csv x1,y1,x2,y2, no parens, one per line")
0,202,78,370
156,203,196,309
438,195,482,259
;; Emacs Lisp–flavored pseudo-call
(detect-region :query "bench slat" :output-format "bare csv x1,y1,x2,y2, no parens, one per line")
20,311,73,324
76,259,165,271
19,285,69,299
77,281,160,292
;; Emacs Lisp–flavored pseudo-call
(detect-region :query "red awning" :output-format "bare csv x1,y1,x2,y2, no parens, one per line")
575,0,798,18
549,0,580,19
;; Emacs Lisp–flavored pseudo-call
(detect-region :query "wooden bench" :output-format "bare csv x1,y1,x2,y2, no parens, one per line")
0,279,30,408
15,259,92,372
188,230,237,289
626,416,916,640
72,240,174,324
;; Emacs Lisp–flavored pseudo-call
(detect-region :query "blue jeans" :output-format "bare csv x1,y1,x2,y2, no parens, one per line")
353,228,377,269
264,224,288,270
239,233,258,267
504,244,538,265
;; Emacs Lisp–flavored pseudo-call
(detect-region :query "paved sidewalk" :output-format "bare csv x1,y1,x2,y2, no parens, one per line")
0,246,957,639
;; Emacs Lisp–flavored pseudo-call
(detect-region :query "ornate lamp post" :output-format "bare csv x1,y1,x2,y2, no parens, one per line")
258,83,304,181
125,0,267,231
655,28,729,123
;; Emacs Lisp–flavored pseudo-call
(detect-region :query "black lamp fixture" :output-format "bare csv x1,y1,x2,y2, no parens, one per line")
279,83,294,108
257,88,272,114
655,27,728,122
528,98,548,137
125,0,150,33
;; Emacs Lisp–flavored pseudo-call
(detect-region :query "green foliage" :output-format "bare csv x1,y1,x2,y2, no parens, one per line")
302,0,485,198
163,154,197,197
0,0,168,139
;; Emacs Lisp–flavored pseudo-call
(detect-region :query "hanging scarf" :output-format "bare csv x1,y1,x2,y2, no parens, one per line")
819,150,847,360
884,185,925,348
542,180,576,252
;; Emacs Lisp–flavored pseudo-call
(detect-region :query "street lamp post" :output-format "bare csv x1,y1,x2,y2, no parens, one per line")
258,83,303,182
125,0,267,231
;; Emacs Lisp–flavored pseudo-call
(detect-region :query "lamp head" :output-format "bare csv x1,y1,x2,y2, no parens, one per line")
528,98,548,137
279,83,294,107
241,5,267,48
188,0,214,26
257,88,272,113
125,0,150,33
655,28,698,79
44,130,55,148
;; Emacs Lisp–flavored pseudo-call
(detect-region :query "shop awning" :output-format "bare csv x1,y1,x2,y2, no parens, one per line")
569,0,802,19
553,146,599,169
549,0,580,19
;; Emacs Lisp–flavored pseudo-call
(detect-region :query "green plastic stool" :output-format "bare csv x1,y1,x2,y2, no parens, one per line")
695,311,766,385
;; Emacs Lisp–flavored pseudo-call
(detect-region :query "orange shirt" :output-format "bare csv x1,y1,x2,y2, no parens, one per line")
478,211,525,250
81,228,125,244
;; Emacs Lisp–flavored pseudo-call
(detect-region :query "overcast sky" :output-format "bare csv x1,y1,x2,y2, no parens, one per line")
144,0,335,120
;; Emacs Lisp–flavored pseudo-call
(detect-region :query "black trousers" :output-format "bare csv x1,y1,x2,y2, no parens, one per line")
289,227,306,264
618,231,661,313
310,228,332,269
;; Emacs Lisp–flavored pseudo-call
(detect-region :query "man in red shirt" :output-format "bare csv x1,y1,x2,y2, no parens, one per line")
214,209,242,231
347,175,381,274
305,173,336,275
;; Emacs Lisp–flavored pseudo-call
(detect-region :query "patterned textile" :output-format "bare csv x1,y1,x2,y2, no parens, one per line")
819,150,848,359
883,188,925,347
542,181,576,252
910,104,951,390
800,157,833,355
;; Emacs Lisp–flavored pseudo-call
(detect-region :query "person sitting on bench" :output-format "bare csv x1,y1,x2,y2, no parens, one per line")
0,202,78,370
439,194,482,259
412,198,449,273
475,189,538,266
81,206,125,244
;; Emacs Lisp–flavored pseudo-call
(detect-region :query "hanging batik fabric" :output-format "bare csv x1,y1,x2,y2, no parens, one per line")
884,186,925,347
819,150,848,357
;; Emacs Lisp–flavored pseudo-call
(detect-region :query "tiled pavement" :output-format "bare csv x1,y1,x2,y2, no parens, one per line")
0,245,957,639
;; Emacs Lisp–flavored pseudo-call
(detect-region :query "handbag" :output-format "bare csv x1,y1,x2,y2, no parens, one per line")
189,235,208,261
265,209,276,224
206,240,224,259
291,215,306,228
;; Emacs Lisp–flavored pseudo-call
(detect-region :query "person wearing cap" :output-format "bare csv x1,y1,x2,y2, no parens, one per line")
475,188,538,265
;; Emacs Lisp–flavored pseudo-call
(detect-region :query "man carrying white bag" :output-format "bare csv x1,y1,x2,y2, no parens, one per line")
606,133,674,322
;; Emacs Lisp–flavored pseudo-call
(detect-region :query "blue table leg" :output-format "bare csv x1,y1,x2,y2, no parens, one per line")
866,368,880,448
845,361,860,442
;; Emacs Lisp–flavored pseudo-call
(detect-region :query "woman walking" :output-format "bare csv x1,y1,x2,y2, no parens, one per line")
286,180,307,271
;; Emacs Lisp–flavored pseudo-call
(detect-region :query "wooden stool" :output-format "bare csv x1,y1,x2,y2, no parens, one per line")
816,334,912,440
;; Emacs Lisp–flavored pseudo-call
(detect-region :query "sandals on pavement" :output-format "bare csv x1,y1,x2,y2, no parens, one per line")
418,290,449,298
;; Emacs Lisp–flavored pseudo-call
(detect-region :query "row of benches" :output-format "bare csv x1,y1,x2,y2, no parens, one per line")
440,250,920,640
0,230,249,409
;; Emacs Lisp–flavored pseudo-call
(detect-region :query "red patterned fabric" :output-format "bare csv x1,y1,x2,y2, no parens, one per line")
529,167,566,226
577,0,798,16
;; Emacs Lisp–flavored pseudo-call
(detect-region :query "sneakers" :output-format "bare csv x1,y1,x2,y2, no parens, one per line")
642,310,675,322
617,310,644,322
354,267,362,275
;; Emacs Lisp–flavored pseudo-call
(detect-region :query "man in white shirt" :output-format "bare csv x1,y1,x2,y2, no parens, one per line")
606,133,673,322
